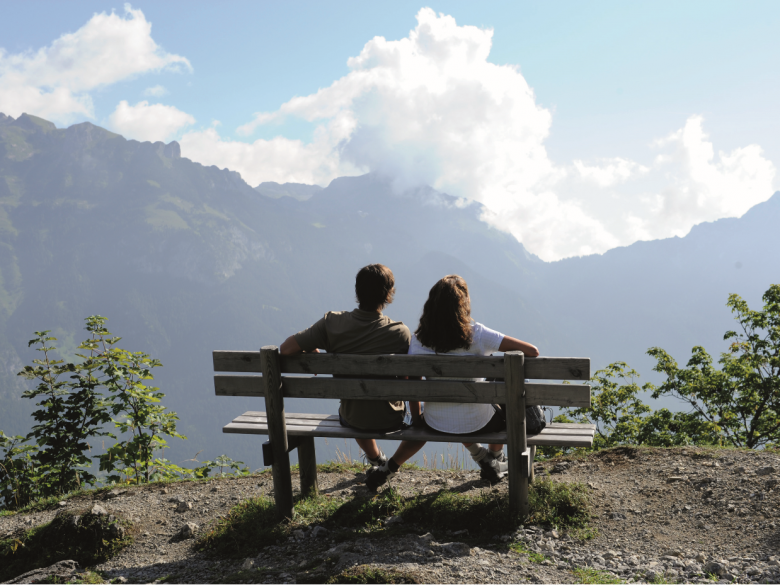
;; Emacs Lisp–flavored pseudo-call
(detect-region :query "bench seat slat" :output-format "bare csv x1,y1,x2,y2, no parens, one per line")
223,412,595,448
231,413,596,437
223,420,594,448
213,351,590,380
238,412,595,431
215,375,590,408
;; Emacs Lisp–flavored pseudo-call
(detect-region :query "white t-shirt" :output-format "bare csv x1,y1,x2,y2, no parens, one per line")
408,322,505,433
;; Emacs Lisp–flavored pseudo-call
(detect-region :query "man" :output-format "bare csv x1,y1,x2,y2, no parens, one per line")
280,264,425,489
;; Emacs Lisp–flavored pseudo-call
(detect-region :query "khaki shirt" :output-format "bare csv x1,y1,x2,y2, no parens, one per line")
294,309,411,430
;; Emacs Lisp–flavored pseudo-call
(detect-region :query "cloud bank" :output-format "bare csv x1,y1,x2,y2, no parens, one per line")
0,3,190,124
108,100,194,142
181,8,776,261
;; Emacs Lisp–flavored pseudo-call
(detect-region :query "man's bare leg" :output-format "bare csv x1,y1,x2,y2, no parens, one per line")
390,440,426,467
355,438,380,460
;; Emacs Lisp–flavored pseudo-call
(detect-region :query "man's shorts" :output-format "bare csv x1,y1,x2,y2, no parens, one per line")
338,408,407,433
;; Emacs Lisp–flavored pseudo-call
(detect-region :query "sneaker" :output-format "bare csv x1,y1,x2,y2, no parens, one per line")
366,461,397,491
490,450,507,464
364,451,388,477
478,454,508,483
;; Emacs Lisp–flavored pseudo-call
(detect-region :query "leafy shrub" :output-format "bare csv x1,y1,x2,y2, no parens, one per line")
1,316,187,509
649,284,780,449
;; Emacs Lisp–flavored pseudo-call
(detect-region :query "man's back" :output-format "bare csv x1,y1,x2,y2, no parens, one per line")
293,307,411,431
294,309,410,355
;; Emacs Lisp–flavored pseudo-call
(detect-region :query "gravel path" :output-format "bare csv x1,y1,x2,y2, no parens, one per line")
1,446,778,584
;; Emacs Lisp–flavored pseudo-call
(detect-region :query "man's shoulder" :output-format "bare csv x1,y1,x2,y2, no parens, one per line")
379,314,411,336
322,310,351,320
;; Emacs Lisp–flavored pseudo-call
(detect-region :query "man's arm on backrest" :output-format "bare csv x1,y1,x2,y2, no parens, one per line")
281,316,328,355
280,335,303,355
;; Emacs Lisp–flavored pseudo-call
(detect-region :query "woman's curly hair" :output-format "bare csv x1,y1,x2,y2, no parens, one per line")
415,275,473,353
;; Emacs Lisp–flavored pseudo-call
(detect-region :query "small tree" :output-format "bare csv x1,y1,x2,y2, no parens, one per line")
1,316,188,509
649,284,780,449
564,362,654,449
562,362,721,449
0,431,42,509
80,317,186,484
15,331,112,496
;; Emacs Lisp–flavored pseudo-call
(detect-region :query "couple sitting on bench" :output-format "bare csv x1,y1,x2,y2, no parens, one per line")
279,263,539,491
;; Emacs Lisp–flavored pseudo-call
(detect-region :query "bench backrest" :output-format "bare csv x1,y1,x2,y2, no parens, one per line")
213,350,591,408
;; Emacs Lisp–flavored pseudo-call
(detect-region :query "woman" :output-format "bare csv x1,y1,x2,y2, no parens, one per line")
410,274,539,483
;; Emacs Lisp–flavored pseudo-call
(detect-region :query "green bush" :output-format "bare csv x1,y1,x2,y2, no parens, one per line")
1,316,187,510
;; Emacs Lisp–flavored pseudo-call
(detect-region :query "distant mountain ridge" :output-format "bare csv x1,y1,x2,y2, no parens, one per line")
255,181,322,200
0,112,777,468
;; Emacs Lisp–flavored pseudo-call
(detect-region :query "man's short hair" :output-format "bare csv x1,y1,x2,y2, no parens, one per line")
355,264,395,311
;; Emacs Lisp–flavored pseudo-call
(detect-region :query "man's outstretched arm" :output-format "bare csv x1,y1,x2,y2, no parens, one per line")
280,335,320,356
280,335,302,355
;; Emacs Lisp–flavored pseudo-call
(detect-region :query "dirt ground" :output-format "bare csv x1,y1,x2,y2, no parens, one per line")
1,446,779,584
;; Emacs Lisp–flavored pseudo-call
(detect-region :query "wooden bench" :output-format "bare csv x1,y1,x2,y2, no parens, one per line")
213,347,595,518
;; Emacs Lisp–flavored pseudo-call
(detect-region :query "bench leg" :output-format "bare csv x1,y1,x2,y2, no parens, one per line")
261,346,294,518
530,445,536,483
504,351,528,518
298,436,319,498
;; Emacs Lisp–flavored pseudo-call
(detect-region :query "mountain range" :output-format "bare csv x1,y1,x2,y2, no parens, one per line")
1,112,777,468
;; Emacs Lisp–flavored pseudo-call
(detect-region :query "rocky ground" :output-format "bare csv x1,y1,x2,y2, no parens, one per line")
1,446,779,584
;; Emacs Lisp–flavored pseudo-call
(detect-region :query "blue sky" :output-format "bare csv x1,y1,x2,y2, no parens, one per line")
2,1,779,260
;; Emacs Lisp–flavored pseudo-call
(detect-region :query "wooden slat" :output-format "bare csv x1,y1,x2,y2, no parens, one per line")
526,383,590,408
222,421,593,447
213,350,263,373
243,411,340,420
233,415,344,428
233,416,596,438
214,351,590,380
282,377,507,403
228,415,595,437
215,375,263,396
236,412,597,432
216,375,589,408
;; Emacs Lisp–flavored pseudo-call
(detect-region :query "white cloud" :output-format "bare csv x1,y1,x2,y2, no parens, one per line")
181,123,362,187
180,8,776,260
143,85,168,97
108,100,194,142
574,158,649,187
0,4,190,123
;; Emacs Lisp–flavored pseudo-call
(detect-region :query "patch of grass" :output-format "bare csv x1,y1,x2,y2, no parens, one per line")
570,526,599,540
1,485,118,516
325,565,422,584
527,479,592,529
200,478,593,560
197,493,345,559
0,510,134,583
508,542,548,564
399,489,517,534
37,570,107,584
572,567,623,584
648,574,676,584
317,461,366,474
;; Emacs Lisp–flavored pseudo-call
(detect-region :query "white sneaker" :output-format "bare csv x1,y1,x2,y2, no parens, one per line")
365,450,388,476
